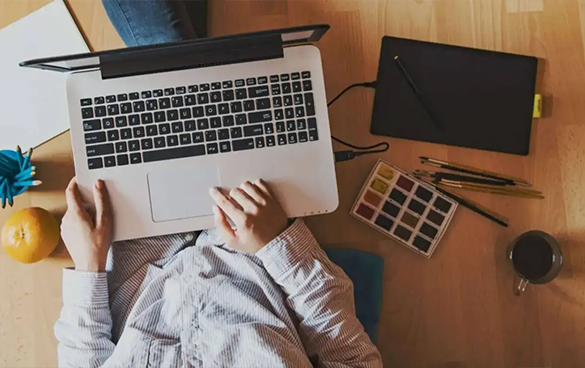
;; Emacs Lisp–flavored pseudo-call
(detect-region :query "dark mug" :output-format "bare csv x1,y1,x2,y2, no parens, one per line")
507,230,563,296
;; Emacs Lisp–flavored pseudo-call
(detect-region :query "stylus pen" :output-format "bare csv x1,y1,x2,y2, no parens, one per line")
394,56,444,130
416,176,509,227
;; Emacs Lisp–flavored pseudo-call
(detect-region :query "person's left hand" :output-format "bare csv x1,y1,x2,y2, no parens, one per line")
60,178,113,272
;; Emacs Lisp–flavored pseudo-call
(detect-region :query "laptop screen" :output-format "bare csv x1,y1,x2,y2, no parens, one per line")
19,24,329,72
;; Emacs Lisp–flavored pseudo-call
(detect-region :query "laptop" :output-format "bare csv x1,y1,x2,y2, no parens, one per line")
21,25,339,241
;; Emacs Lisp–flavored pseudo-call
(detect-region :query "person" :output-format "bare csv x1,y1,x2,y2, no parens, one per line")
55,1,383,367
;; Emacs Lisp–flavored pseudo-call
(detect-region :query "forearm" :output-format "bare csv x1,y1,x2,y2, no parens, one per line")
256,220,382,368
54,269,116,368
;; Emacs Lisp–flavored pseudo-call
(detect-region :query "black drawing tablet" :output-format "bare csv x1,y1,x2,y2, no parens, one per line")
371,36,538,155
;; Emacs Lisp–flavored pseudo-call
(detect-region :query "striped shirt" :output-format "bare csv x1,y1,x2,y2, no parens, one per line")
55,219,382,367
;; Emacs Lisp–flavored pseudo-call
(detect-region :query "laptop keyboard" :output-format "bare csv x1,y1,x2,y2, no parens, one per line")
79,71,318,170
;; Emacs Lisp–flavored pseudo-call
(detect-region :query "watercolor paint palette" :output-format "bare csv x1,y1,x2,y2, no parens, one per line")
351,160,458,258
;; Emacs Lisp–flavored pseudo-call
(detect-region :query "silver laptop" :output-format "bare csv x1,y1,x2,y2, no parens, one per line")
21,25,339,241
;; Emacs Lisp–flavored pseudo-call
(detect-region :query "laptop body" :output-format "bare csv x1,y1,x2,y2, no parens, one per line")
21,25,339,241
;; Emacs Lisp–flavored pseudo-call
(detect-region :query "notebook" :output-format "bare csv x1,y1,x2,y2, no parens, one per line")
371,36,538,156
0,0,89,150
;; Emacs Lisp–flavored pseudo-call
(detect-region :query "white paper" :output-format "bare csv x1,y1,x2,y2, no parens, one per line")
0,0,89,150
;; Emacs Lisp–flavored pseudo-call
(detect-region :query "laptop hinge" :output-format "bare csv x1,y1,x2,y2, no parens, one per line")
100,34,284,80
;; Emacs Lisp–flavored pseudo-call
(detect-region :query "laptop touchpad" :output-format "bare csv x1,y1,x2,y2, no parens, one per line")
147,165,220,222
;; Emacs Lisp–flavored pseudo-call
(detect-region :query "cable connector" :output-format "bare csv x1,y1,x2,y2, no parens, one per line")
334,150,359,162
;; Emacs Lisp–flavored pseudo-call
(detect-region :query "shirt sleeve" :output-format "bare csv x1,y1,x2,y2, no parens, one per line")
256,219,383,368
54,269,116,368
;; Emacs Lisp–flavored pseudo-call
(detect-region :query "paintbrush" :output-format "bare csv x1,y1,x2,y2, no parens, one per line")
438,180,544,199
414,170,511,186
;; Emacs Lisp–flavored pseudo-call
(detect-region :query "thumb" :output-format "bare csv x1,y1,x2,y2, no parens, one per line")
213,206,236,245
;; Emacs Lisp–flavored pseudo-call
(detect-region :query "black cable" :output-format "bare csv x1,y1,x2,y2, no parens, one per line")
328,81,390,161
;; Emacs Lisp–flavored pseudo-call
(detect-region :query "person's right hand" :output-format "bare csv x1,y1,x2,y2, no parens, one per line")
61,177,113,272
209,179,288,254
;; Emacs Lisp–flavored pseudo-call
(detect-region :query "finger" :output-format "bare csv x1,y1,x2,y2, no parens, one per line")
240,181,267,205
209,187,244,221
254,179,274,199
213,206,236,243
65,177,87,214
230,187,258,212
93,179,112,229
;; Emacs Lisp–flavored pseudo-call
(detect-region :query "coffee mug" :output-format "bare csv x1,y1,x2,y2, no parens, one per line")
507,230,563,296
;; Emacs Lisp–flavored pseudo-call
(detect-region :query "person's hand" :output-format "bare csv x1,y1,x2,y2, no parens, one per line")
61,177,113,272
209,179,288,254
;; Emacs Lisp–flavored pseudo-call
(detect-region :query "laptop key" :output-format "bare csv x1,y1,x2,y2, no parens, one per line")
81,108,94,119
248,111,272,124
141,113,154,124
167,110,179,121
276,121,285,133
298,131,308,143
283,95,293,106
192,132,204,143
205,105,217,116
95,96,105,104
266,135,276,147
121,102,132,114
246,78,256,86
244,100,255,111
207,143,219,154
280,74,290,82
302,71,311,79
129,93,139,100
141,91,152,99
180,108,192,119
83,119,101,131
277,134,287,145
185,120,196,131
255,136,265,148
297,119,307,130
205,130,217,142
104,156,116,168
210,117,222,129
159,98,171,109
180,134,192,145
218,103,230,115
235,79,245,87
146,125,158,136
248,86,269,98
200,83,210,91
273,97,282,108
244,125,263,137
285,108,294,119
188,85,199,93
218,129,229,140
305,93,315,116
295,106,305,118
287,121,296,132
210,92,221,103
81,98,92,106
275,110,284,120
230,101,243,113
271,84,281,95
172,122,184,133
235,114,246,125
294,94,303,105
159,123,171,135
87,143,114,157
270,75,279,83
121,128,132,140
220,141,231,153
230,127,243,139
291,72,301,80
164,88,175,96
176,86,186,94
153,89,163,97
185,94,196,106
117,154,129,166
85,132,106,144
282,83,291,94
236,89,247,100
303,80,313,91
211,82,221,91
130,153,142,164
129,114,140,126
292,82,302,93
197,119,209,130
105,97,117,106
192,107,204,117
154,137,166,148
258,76,268,84
167,135,179,146
288,132,298,144
95,106,107,117
115,141,128,153
172,96,184,107
232,138,254,151
222,90,235,101
223,81,233,89
88,157,103,170
264,123,274,134
129,140,140,151
256,98,271,110
141,138,153,150
154,111,166,122
133,126,145,138
103,118,115,129
146,99,158,111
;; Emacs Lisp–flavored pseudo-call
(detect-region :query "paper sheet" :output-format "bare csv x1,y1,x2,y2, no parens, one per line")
0,0,89,150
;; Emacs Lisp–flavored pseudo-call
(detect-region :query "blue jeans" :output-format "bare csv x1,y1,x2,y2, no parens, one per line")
102,0,197,46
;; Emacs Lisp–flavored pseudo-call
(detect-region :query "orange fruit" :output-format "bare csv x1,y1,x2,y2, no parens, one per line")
1,207,60,264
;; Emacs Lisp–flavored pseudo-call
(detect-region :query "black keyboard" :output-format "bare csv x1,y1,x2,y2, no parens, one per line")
80,71,318,170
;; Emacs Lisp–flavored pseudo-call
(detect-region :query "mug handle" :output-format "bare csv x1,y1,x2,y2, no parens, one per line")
514,274,529,296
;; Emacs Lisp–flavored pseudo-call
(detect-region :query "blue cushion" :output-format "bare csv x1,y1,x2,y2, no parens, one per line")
324,249,384,343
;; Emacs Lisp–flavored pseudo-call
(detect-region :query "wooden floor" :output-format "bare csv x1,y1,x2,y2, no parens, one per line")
1,0,585,367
